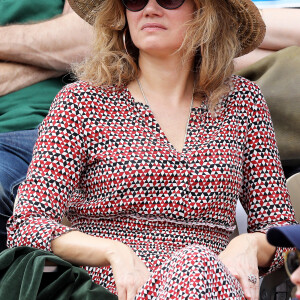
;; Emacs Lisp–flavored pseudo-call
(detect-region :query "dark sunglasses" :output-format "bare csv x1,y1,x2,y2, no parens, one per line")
283,250,300,277
122,0,185,12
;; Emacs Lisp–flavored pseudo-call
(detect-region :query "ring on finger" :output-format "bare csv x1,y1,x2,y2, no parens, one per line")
247,274,257,284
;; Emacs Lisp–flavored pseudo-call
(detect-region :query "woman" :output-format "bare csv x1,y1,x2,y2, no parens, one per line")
7,0,296,299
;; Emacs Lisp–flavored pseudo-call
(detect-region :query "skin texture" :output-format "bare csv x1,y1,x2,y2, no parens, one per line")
234,8,300,71
0,1,92,96
126,0,195,58
126,0,197,153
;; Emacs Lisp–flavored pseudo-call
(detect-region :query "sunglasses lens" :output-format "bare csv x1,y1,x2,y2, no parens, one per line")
157,0,185,9
123,0,148,11
285,251,300,276
123,0,185,11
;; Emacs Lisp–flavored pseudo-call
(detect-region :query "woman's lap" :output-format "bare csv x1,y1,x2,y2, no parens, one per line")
85,244,245,299
136,244,245,300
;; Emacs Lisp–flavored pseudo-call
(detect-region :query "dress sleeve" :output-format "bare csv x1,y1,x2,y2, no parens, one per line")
7,83,87,251
239,82,297,275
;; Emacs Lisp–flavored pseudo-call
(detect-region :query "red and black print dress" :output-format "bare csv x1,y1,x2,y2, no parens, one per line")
7,75,296,299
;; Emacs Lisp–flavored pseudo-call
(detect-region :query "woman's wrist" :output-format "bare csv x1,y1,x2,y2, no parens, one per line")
251,232,276,267
103,239,122,262
52,231,121,267
230,232,276,267
104,239,133,266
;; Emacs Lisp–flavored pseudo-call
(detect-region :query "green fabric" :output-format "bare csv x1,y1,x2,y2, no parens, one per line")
0,246,118,300
0,0,64,25
236,46,300,164
0,0,66,133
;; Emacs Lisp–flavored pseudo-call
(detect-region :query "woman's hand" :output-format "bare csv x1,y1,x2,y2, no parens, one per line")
218,233,260,300
105,240,151,300
52,231,150,299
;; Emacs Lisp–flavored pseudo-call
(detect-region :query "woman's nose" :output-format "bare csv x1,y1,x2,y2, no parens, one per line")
143,0,163,16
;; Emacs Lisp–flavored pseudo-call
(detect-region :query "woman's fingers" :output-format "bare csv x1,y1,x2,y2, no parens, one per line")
115,274,145,300
218,233,261,300
219,253,259,300
117,287,126,300
238,271,259,300
107,241,150,299
114,268,149,299
126,287,139,300
228,266,259,299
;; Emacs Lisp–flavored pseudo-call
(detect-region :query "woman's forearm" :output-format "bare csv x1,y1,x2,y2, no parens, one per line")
52,230,151,298
51,231,117,267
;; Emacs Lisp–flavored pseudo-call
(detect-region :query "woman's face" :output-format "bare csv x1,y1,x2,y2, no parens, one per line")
125,0,195,57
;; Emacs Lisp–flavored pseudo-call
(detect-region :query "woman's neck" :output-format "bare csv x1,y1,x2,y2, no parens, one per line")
136,52,195,107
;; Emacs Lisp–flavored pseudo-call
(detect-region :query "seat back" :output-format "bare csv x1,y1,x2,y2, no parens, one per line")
286,172,300,222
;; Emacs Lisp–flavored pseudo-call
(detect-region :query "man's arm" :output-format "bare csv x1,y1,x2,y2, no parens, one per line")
0,62,64,97
234,8,300,72
234,48,274,72
0,6,92,71
260,8,300,51
0,2,93,96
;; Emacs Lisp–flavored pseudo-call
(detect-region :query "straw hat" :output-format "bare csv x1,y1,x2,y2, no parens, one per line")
68,0,266,57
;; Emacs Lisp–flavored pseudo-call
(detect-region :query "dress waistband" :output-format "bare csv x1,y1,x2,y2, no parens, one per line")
71,216,235,254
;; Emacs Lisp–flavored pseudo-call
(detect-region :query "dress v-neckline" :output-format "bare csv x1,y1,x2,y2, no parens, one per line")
125,87,196,156
146,106,191,155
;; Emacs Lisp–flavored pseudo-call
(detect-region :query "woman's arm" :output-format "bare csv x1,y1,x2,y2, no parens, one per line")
7,84,150,300
219,233,276,300
52,231,150,300
218,80,297,300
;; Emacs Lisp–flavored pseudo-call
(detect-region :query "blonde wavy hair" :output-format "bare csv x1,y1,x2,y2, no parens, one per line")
73,0,241,109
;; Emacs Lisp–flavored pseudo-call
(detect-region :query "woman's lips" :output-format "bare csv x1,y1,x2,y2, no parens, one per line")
141,23,167,30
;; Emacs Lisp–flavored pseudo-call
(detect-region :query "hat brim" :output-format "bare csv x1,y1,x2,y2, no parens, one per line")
68,0,102,25
68,0,265,57
267,225,300,250
230,0,266,56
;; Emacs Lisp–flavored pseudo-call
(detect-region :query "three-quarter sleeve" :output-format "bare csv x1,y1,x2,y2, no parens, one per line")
7,84,87,251
239,82,297,274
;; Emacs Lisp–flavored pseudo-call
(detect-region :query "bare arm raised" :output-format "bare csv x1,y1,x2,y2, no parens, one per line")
260,8,300,51
234,8,300,71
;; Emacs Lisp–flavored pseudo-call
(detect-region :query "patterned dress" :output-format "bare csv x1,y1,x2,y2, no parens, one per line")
7,75,296,299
